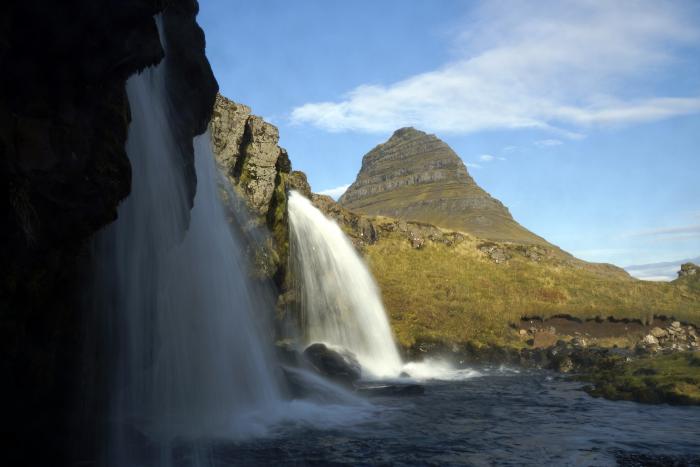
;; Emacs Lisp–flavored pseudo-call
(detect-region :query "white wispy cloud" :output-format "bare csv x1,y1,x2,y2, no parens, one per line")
535,139,563,147
465,163,482,169
626,224,700,239
291,0,700,135
625,256,700,281
318,183,350,200
478,154,506,163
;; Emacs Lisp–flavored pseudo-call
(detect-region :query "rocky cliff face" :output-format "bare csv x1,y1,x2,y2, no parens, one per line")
210,93,310,284
0,1,217,463
211,94,289,216
339,127,550,245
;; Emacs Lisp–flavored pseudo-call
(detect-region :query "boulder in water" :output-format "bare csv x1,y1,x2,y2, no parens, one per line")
303,343,362,386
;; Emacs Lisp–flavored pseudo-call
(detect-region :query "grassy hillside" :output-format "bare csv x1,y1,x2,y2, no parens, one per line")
345,182,551,246
358,220,700,349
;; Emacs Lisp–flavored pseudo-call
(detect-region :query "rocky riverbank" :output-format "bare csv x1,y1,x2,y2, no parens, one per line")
403,318,700,405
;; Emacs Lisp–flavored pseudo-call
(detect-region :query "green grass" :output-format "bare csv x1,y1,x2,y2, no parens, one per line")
581,352,700,405
362,224,700,348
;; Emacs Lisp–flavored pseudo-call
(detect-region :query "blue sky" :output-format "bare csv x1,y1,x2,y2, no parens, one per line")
198,0,700,278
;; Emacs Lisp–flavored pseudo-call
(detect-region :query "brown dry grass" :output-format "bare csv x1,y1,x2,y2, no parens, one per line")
363,231,700,348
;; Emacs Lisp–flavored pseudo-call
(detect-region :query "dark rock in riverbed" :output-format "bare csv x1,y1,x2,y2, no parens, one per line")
356,384,425,397
303,343,362,386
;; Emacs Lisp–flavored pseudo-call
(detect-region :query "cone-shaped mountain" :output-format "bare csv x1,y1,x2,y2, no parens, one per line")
339,127,550,245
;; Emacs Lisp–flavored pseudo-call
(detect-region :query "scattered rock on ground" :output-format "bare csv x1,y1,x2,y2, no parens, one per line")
642,334,659,346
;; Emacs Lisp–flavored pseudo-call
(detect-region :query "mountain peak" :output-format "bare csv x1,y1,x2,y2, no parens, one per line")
339,129,550,245
390,126,425,138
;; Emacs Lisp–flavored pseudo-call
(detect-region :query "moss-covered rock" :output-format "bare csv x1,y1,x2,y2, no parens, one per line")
580,351,700,405
209,93,299,286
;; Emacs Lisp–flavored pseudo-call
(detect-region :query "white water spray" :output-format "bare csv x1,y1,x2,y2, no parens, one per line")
287,191,403,378
93,21,284,464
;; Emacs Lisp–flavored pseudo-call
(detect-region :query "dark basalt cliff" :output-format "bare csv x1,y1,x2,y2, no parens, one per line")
339,127,551,246
0,1,217,463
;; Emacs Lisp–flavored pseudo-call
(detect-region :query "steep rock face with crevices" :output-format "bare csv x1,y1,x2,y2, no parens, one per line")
210,93,310,284
339,127,551,246
0,1,217,463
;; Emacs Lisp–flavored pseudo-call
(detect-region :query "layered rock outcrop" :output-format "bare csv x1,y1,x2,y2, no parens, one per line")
339,127,550,245
210,93,311,284
0,1,217,463
211,94,286,216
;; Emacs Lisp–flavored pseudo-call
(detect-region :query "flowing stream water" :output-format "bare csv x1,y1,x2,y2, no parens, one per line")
287,191,403,378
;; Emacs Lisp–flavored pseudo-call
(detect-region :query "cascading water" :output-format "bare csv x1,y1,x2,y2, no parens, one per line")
93,18,283,465
287,191,403,378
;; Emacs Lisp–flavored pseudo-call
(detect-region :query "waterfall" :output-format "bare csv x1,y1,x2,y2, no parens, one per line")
93,19,282,464
287,191,403,378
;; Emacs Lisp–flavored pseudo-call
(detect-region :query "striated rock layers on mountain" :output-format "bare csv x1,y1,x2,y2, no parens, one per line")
339,127,549,245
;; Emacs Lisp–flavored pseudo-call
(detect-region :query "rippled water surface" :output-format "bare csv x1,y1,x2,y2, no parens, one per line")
184,368,700,466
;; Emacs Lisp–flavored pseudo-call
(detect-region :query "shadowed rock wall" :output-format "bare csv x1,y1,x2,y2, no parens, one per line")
0,1,217,463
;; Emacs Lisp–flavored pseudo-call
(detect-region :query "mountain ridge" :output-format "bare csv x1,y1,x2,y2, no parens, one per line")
339,127,551,246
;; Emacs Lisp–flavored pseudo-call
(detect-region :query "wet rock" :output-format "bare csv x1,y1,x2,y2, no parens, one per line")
275,340,301,366
356,384,425,397
286,170,312,198
303,343,362,386
555,357,574,373
281,367,308,399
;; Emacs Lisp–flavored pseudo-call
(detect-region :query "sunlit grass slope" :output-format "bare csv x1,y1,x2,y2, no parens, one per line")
361,224,700,348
